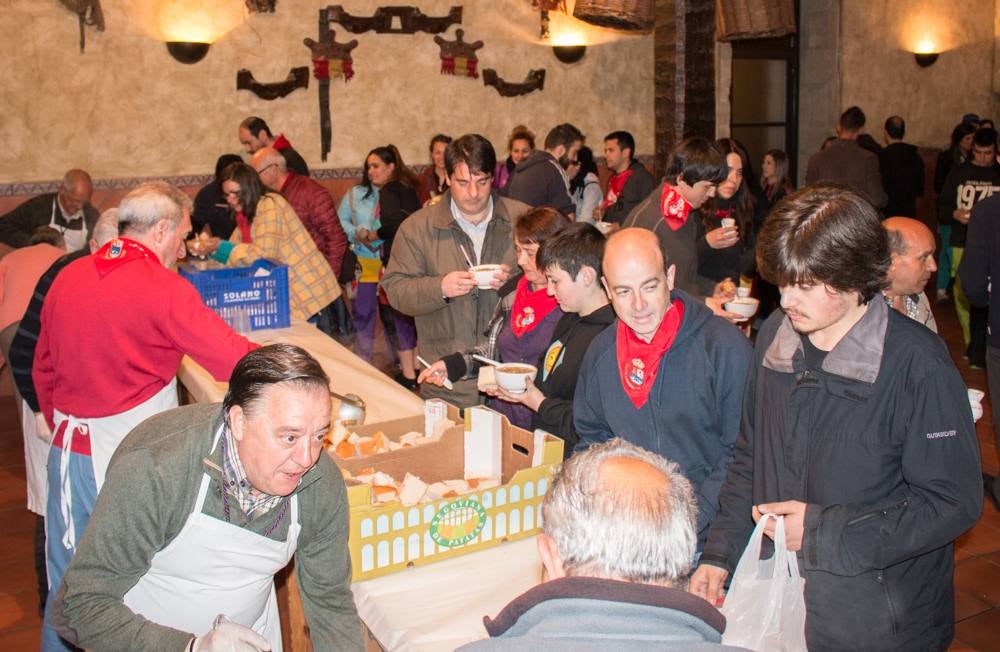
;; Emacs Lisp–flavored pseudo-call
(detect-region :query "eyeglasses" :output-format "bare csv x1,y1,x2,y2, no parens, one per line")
223,190,241,197
254,163,277,175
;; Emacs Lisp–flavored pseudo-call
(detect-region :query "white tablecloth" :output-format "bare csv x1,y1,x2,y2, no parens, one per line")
353,537,542,652
177,321,423,422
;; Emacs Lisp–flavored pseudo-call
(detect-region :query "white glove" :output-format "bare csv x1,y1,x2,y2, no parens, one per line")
192,616,270,652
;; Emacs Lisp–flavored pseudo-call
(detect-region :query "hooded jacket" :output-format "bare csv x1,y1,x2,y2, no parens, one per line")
574,290,752,543
701,300,982,651
503,150,575,216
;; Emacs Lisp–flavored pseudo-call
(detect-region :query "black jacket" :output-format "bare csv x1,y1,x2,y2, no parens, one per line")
601,160,656,225
0,193,99,249
936,161,1000,244
878,142,924,218
959,193,1000,348
375,181,421,264
702,301,982,651
532,304,615,453
502,151,575,216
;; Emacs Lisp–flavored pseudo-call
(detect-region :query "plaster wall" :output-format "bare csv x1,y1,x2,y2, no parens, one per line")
0,0,653,184
838,0,997,148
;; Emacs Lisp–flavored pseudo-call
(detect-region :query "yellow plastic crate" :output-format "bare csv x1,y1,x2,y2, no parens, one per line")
331,405,564,581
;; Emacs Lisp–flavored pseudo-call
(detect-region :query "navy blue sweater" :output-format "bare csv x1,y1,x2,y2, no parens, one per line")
573,290,752,543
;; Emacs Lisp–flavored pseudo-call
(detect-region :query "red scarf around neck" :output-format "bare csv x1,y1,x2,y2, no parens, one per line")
510,275,559,338
660,183,693,231
93,238,156,277
272,133,292,151
616,299,684,408
603,168,635,209
236,212,253,243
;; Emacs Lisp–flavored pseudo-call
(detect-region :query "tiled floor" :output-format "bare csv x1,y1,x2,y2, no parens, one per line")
0,300,997,650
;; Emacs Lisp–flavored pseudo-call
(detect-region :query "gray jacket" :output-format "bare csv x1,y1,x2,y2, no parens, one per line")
457,576,749,651
381,192,529,405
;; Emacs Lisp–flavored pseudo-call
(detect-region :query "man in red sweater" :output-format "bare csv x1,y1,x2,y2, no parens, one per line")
252,146,354,343
33,181,257,651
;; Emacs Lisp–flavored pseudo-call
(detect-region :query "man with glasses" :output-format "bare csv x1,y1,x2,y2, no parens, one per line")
251,147,354,344
0,169,99,252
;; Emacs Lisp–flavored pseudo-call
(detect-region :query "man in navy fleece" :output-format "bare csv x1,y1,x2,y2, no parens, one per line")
573,228,751,549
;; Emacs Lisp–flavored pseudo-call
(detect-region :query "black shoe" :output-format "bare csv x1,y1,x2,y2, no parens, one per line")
394,372,417,391
984,473,1000,512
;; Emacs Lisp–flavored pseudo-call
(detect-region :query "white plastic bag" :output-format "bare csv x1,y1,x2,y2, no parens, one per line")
721,513,807,651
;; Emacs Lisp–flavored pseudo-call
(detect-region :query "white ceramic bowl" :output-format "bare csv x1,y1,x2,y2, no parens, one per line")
494,363,538,394
470,264,503,289
724,297,760,321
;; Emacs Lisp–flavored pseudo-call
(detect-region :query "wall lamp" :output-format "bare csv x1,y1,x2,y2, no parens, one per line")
553,44,586,63
166,41,211,64
913,52,939,67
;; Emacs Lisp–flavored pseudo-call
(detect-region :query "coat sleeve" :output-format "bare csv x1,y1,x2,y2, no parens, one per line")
937,169,959,225
381,220,449,317
294,457,364,651
375,184,417,246
229,196,284,265
52,447,194,651
693,328,753,537
572,344,615,452
32,295,58,429
0,196,45,248
865,153,889,209
958,199,993,306
309,185,348,275
535,397,578,451
699,343,762,573
801,353,982,577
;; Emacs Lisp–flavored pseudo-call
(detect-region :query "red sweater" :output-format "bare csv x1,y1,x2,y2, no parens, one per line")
33,239,256,425
280,172,348,274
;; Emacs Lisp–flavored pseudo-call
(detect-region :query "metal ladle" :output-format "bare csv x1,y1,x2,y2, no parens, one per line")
330,391,366,425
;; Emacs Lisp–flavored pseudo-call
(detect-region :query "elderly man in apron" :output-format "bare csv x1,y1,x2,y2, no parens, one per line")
32,182,257,651
51,344,363,651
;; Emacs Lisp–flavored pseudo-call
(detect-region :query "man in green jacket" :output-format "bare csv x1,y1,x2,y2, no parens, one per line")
51,344,363,651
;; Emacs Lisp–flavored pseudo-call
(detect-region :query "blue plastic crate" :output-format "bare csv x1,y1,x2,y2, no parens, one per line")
179,259,291,331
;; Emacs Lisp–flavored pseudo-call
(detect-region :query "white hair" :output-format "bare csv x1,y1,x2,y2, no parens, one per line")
91,208,120,248
117,182,192,235
542,438,698,585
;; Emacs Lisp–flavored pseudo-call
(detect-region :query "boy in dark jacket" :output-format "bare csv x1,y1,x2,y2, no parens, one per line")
574,228,752,548
693,185,982,652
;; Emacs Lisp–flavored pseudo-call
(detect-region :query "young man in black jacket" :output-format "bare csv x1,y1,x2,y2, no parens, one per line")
478,222,615,453
693,185,982,652
600,130,655,225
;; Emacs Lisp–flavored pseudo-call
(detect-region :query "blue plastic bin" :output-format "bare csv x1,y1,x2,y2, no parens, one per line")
179,259,291,331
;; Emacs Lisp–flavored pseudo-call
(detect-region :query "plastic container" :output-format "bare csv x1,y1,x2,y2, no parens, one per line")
179,259,291,331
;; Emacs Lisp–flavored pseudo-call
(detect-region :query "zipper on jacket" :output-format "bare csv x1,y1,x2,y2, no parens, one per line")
846,498,910,527
875,571,899,635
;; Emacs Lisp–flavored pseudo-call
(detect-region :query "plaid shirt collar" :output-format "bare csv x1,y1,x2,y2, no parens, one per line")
219,423,284,521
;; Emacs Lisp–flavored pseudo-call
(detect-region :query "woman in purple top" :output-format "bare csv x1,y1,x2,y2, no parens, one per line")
418,207,569,428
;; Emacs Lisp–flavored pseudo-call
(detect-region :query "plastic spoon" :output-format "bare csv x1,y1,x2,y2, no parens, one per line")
417,355,453,390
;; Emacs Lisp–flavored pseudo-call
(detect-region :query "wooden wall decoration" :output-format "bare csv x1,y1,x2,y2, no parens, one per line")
324,5,462,34
236,67,309,100
483,68,546,97
305,13,359,161
434,29,483,79
58,0,105,53
245,0,277,12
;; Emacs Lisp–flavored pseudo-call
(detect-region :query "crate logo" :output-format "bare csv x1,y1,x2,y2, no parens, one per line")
222,289,262,304
429,498,486,547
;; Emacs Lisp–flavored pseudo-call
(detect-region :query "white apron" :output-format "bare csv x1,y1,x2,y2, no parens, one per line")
123,429,300,652
20,398,48,515
48,196,86,252
54,378,178,549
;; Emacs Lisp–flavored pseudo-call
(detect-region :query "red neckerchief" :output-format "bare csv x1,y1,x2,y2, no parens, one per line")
272,133,292,151
660,183,693,231
616,299,684,408
715,207,734,223
235,212,253,243
510,275,559,338
603,168,635,209
93,238,156,278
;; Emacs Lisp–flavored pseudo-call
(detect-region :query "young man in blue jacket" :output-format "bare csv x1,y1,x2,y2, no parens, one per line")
693,185,982,651
573,228,752,549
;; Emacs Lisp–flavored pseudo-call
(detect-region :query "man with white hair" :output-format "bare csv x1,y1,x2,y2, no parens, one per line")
459,438,748,650
32,182,257,651
0,169,100,251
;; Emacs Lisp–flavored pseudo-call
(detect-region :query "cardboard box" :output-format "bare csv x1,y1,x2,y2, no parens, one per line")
330,404,563,581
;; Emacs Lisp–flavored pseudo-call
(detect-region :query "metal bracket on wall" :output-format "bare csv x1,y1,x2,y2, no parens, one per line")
245,0,277,12
58,0,105,53
236,67,309,100
483,68,546,97
323,5,462,34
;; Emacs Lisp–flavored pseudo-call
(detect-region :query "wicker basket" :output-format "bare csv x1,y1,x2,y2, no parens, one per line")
716,0,796,41
573,0,653,32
